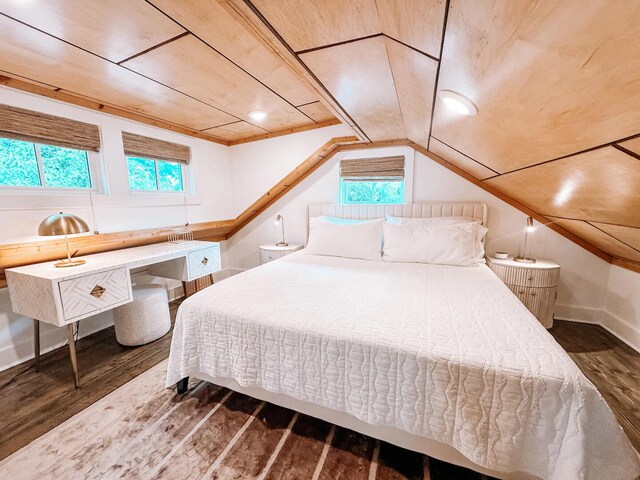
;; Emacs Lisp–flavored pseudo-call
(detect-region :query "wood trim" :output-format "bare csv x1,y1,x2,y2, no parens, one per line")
611,257,640,274
0,136,357,288
228,118,341,145
217,0,367,141
4,136,640,289
0,74,231,146
227,135,359,236
408,142,614,263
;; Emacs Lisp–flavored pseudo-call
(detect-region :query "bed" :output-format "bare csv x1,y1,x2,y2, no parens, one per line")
166,203,640,480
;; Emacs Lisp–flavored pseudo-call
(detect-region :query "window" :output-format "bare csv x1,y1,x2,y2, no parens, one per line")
126,156,183,192
340,155,405,204
340,178,404,204
0,137,92,189
121,131,190,193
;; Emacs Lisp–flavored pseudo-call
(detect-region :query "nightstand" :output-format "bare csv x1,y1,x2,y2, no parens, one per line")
259,244,303,265
487,256,560,328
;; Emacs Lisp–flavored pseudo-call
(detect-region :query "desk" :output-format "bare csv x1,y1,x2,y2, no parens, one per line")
6,241,221,386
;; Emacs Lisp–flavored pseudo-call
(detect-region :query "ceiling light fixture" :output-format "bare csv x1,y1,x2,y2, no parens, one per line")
438,90,478,116
249,110,268,121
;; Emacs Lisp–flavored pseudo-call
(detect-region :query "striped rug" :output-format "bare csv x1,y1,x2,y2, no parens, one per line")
0,360,496,479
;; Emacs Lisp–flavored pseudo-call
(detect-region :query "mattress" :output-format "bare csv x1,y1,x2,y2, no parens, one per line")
166,252,640,479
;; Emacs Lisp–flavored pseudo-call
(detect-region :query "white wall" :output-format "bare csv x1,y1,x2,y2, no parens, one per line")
601,266,640,351
0,87,234,369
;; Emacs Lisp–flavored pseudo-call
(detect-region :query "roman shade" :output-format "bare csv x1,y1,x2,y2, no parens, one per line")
0,104,101,152
340,155,404,180
122,132,191,164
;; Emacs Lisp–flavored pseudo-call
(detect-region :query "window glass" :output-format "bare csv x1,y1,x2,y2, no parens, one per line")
40,144,91,188
341,179,404,204
157,160,183,191
0,138,41,187
127,156,183,192
127,157,157,190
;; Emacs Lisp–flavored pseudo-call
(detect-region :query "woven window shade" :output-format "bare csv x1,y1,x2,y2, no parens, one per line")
122,132,191,164
0,104,100,152
340,155,404,179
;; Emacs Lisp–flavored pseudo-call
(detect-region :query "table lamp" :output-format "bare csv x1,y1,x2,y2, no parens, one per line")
514,216,536,263
275,214,288,246
38,212,90,267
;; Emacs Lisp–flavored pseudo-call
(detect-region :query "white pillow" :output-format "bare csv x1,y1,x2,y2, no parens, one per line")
316,215,372,224
306,217,383,261
385,215,476,226
386,216,488,260
382,222,478,266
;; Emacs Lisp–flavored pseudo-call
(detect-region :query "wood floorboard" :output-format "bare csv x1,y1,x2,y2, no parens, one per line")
0,299,182,460
0,307,638,464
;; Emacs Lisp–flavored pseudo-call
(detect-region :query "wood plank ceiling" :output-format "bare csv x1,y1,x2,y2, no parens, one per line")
1,0,639,271
0,0,339,144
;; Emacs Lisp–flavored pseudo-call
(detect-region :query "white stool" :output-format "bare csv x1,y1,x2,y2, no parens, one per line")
113,284,171,346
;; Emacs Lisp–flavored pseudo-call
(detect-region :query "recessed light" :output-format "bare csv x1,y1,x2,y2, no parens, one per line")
438,90,478,116
249,110,268,121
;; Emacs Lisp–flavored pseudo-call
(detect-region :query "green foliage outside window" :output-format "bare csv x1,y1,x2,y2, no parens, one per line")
0,137,91,188
341,179,404,204
40,144,91,188
127,156,183,192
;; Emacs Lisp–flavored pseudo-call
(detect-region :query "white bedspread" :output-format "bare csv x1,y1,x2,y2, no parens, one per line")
167,253,639,479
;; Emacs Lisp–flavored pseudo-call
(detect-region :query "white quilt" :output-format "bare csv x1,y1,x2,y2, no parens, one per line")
166,253,640,479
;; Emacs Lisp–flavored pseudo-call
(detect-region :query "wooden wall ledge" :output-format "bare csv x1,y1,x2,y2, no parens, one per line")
1,135,638,290
0,136,357,288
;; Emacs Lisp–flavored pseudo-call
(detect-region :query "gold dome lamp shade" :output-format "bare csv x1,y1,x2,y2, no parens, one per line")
38,212,90,267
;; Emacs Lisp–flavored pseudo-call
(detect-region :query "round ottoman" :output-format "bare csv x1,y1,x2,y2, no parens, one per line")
114,284,171,346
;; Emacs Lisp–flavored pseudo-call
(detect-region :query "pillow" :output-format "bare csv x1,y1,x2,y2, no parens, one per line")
385,215,476,226
382,222,478,266
316,215,372,224
306,217,383,261
386,215,488,260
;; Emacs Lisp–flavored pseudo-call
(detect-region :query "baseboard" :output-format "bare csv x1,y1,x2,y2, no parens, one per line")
555,304,640,354
599,310,640,354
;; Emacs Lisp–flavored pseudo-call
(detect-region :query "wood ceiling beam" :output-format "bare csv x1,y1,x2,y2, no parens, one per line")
217,0,368,142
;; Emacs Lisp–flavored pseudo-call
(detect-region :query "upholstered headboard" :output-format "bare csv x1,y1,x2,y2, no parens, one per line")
308,203,488,245
308,203,487,224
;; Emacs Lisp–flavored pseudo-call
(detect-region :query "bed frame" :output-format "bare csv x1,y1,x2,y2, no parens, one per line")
174,202,523,479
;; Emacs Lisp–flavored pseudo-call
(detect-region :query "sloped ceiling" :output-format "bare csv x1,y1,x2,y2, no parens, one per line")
0,0,338,143
0,0,639,271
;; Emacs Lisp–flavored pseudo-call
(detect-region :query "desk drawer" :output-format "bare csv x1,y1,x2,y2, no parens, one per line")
59,268,131,321
187,246,220,280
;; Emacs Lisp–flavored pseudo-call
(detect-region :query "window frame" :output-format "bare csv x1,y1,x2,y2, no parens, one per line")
125,155,188,195
339,177,406,205
0,138,103,194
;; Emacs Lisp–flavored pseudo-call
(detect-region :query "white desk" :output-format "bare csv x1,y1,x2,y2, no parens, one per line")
6,241,221,386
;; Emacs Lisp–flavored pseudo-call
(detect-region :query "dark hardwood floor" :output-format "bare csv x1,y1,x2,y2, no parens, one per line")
0,311,638,462
0,299,182,461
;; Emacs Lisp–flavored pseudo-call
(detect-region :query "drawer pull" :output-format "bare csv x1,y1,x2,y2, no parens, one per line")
90,284,106,299
528,276,533,281
530,292,536,296
518,290,524,294
201,257,209,266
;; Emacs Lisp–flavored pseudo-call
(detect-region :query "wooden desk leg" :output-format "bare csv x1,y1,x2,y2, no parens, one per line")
67,324,79,388
33,319,40,372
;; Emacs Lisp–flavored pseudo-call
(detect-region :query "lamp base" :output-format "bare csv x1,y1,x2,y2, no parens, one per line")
513,256,536,264
54,259,86,268
276,242,289,247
